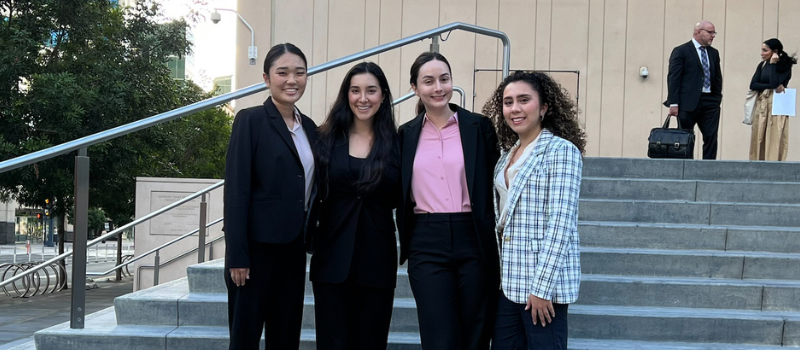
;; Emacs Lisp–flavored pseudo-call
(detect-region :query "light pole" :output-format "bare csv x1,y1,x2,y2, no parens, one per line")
210,8,257,65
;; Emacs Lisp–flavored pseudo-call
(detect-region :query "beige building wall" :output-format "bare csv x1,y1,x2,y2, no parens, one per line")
235,0,800,160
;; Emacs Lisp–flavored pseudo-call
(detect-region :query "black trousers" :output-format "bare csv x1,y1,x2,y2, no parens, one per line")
491,293,569,350
678,94,721,159
225,236,306,350
312,280,395,350
408,212,496,350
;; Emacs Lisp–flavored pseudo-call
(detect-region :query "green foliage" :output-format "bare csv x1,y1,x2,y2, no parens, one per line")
0,0,231,226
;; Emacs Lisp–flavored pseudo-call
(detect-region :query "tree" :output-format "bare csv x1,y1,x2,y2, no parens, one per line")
0,0,231,238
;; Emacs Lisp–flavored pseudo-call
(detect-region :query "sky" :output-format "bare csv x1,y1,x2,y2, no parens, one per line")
160,0,237,91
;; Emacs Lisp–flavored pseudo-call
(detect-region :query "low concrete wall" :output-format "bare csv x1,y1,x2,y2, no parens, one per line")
0,222,14,244
133,177,225,291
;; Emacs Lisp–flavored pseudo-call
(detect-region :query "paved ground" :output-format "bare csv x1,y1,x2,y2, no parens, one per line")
0,260,134,348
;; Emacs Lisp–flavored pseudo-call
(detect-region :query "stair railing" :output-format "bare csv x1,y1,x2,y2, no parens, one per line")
0,22,510,329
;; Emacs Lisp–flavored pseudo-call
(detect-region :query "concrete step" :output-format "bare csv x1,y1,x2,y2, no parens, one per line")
36,301,800,350
581,178,800,204
569,304,800,345
35,307,177,350
186,259,225,294
568,338,794,349
115,270,800,329
580,221,800,253
114,278,189,326
579,274,800,311
33,305,424,350
583,157,800,182
579,199,800,227
581,247,800,280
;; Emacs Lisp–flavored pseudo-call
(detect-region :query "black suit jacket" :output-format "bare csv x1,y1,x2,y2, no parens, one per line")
664,40,723,111
397,104,500,272
223,97,318,269
309,137,401,288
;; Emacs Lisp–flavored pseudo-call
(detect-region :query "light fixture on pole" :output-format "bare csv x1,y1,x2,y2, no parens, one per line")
210,8,257,65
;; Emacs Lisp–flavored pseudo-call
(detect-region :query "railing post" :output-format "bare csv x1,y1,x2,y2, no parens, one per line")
70,148,89,329
115,231,123,281
197,193,207,263
153,249,160,286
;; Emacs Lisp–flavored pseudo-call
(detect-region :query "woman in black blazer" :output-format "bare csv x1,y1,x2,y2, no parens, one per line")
223,43,318,350
311,62,400,349
397,52,500,350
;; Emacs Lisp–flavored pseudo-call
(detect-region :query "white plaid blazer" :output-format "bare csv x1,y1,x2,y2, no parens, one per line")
494,130,582,304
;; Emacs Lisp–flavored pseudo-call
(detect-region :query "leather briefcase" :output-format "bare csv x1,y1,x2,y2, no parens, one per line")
647,115,695,159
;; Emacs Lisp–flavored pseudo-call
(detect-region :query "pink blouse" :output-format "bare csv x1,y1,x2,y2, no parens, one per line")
411,113,471,214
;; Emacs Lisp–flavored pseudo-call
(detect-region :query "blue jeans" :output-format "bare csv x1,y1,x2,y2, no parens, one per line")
491,292,569,350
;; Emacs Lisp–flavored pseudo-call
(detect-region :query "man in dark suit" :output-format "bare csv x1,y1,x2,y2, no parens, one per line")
664,20,723,159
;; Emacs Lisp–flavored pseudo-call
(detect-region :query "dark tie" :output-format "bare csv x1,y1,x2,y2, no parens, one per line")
700,46,711,90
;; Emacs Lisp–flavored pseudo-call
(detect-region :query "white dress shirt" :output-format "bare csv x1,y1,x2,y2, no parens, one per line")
288,108,315,210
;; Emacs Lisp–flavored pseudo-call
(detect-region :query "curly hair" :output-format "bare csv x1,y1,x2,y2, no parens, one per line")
482,71,586,153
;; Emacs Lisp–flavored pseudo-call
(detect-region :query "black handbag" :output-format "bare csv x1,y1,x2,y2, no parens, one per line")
647,115,695,159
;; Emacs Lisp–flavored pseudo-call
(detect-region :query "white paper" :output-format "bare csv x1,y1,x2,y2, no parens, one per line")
772,88,796,116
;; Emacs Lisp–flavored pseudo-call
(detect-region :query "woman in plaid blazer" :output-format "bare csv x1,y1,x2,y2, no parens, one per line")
482,71,586,350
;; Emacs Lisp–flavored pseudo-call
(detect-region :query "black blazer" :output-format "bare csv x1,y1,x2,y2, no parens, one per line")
310,137,401,288
223,97,318,269
397,104,500,270
664,40,723,111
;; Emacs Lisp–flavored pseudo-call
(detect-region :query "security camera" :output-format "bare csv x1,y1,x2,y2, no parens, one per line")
640,66,649,79
210,11,221,24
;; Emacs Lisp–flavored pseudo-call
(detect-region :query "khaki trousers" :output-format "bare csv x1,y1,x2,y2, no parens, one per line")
750,89,789,161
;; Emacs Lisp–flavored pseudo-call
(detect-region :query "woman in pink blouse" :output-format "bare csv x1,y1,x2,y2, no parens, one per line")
397,51,500,350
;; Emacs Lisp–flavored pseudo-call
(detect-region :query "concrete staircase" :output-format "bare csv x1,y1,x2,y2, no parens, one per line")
32,158,800,349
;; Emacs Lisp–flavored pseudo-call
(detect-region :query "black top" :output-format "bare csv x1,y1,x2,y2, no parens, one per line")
223,97,319,269
750,61,793,92
397,104,501,284
309,137,401,288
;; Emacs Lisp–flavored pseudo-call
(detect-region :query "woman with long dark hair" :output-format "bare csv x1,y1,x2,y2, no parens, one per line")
483,71,585,349
397,51,500,350
311,62,400,349
749,38,797,161
223,43,317,350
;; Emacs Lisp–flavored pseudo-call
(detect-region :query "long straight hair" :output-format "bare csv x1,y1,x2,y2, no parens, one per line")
316,62,397,195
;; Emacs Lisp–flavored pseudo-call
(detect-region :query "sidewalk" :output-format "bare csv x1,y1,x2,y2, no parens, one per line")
0,276,133,348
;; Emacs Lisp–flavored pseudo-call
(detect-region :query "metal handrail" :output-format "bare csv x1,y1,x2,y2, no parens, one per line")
393,91,416,105
0,22,510,174
0,180,224,289
453,86,466,108
86,217,223,277
135,234,226,290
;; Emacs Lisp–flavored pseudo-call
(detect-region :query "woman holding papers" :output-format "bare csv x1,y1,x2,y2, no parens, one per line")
749,38,797,161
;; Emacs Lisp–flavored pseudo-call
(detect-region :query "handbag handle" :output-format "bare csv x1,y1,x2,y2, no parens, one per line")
662,114,683,129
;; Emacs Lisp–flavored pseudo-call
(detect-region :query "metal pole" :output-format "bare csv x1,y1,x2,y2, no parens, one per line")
453,86,466,108
116,231,122,281
70,148,89,329
153,250,160,286
198,193,207,263
430,35,440,53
